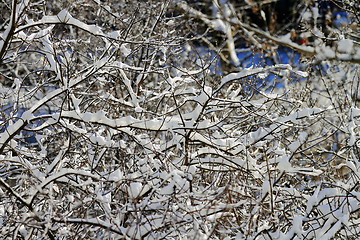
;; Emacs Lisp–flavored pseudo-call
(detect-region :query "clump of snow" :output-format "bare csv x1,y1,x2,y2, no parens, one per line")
302,10,312,21
320,45,336,59
292,215,304,237
120,44,131,57
288,141,301,152
128,182,143,199
337,39,353,54
212,19,227,33
275,155,292,171
128,182,151,199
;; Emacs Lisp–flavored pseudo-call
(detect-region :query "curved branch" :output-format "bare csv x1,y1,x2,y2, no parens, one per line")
0,0,17,61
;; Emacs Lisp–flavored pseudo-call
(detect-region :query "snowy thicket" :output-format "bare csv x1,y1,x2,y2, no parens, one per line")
0,0,359,239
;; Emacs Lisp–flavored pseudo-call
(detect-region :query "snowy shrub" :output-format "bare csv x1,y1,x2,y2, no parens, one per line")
0,0,359,239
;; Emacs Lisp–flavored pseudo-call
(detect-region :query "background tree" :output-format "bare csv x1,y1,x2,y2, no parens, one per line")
0,0,359,239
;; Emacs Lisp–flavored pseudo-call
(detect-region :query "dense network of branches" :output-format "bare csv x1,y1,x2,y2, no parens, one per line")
0,0,359,239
